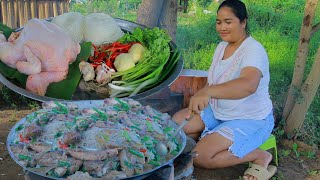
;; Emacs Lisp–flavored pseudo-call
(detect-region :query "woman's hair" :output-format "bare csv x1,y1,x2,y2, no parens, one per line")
217,0,250,34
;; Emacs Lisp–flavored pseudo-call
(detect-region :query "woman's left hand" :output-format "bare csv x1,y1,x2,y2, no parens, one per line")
188,87,210,115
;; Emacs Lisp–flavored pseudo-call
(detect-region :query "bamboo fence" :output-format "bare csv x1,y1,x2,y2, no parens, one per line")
0,0,70,29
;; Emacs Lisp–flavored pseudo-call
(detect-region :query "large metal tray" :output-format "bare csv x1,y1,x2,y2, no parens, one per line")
7,99,187,180
0,18,184,102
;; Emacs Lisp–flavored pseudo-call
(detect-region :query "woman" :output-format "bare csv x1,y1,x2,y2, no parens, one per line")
173,0,277,179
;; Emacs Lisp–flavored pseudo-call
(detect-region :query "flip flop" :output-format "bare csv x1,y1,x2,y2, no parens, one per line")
243,163,277,180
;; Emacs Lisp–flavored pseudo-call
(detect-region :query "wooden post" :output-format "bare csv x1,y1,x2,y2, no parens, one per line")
1,0,8,25
44,1,50,19
65,0,69,12
52,1,58,17
59,1,64,15
48,1,54,17
6,0,13,28
38,1,45,19
18,0,24,27
24,0,31,23
13,0,19,28
30,0,37,19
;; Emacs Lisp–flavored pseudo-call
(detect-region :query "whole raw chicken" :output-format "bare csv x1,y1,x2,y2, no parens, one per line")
0,18,80,95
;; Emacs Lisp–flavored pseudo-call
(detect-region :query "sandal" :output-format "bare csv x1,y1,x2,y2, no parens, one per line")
244,163,277,180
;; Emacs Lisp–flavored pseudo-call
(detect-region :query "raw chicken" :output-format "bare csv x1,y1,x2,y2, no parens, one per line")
0,18,80,96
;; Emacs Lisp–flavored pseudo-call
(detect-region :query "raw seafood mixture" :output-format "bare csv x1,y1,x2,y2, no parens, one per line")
9,98,182,179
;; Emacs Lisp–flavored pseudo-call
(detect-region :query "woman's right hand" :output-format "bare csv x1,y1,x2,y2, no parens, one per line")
188,87,210,116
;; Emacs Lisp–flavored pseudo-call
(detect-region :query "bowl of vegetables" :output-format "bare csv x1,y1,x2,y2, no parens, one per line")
0,17,183,102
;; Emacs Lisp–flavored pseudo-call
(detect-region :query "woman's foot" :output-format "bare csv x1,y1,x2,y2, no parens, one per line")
243,150,273,180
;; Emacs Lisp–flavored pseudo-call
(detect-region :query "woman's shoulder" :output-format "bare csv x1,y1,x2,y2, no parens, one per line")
242,37,268,60
245,37,266,51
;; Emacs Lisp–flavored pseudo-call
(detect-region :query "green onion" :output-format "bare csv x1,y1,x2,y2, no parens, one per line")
148,160,160,166
163,127,174,133
146,121,153,131
15,124,24,132
171,150,179,156
53,101,68,114
54,132,63,138
102,134,109,142
18,154,32,161
115,98,130,110
124,160,133,169
128,148,145,158
58,160,71,167
130,125,141,131
26,114,36,123
93,108,108,120
141,136,151,142
122,130,131,142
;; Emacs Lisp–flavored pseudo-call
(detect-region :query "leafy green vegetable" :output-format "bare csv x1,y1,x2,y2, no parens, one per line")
0,22,92,100
109,27,180,97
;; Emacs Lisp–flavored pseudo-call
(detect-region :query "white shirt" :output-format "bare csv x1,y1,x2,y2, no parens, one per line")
207,36,273,120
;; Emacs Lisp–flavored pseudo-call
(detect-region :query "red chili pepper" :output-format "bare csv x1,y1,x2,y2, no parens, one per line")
19,134,30,143
93,58,104,62
105,59,114,68
110,52,121,61
109,45,132,52
146,118,152,122
92,44,98,57
58,141,68,149
139,148,147,153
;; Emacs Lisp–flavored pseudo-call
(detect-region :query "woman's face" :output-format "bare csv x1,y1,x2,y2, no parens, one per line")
216,6,247,43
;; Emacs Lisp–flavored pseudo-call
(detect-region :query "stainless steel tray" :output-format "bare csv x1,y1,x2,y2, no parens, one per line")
0,18,184,102
6,100,187,180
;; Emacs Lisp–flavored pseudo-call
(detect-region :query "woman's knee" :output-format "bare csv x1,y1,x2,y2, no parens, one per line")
193,154,213,168
173,109,204,134
172,108,188,124
192,145,219,169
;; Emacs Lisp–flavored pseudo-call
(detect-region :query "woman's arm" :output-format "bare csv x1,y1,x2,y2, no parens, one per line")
207,66,262,99
188,66,262,115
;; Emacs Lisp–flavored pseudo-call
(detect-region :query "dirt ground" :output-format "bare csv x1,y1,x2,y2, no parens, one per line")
0,107,320,180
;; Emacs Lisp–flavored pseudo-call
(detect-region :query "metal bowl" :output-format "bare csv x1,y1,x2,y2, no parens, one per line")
7,99,187,180
0,18,183,102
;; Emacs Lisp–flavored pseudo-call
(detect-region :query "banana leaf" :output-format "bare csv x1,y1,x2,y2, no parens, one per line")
0,23,15,38
0,23,91,100
46,42,91,99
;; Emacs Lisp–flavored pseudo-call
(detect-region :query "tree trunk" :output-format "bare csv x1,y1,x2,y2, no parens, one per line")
285,46,320,134
136,0,165,28
137,0,177,41
282,0,318,121
160,0,178,41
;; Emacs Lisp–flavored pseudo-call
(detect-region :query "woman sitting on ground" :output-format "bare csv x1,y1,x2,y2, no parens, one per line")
173,0,277,179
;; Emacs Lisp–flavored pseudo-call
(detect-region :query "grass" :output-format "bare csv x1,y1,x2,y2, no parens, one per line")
0,0,319,147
